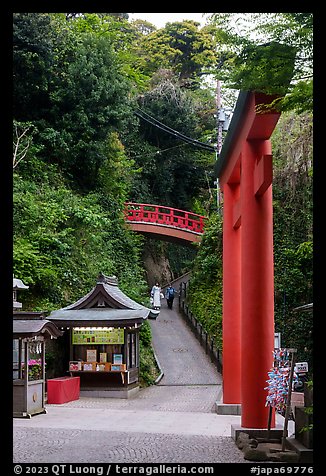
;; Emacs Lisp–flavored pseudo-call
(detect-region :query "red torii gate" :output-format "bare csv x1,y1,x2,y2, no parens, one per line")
216,90,281,429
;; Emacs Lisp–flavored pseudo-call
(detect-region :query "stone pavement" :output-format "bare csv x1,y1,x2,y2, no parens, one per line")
150,304,222,387
13,304,248,464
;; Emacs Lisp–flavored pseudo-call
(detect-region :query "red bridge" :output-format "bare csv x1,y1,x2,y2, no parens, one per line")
124,202,207,245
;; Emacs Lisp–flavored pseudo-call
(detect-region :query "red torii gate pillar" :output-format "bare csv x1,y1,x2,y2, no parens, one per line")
217,91,281,428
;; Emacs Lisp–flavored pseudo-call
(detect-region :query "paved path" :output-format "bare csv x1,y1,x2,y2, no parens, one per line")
151,304,222,387
13,304,249,464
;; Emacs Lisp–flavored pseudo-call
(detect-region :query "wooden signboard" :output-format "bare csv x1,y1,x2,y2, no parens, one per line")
72,328,124,345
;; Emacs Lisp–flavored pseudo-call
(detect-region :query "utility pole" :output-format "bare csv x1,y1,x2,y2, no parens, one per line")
215,79,223,212
216,79,223,155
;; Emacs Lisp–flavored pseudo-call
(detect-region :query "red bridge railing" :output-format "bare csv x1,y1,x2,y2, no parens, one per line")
124,202,207,234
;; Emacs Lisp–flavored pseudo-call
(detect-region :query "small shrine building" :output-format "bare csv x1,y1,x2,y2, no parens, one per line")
47,273,158,398
13,277,63,417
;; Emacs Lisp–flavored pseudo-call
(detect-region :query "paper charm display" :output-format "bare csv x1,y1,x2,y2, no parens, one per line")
265,349,298,412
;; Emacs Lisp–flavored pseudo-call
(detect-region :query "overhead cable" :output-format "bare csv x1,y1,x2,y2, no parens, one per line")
135,109,216,152
131,143,186,160
135,109,217,153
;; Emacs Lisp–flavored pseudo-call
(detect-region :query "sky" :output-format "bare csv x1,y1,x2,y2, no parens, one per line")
127,13,212,29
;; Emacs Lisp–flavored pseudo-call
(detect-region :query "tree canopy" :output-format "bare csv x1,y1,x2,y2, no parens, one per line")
137,20,218,86
208,13,313,112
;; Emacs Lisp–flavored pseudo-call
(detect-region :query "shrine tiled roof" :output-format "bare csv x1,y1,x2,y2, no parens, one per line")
47,273,159,325
48,308,149,327
13,319,63,338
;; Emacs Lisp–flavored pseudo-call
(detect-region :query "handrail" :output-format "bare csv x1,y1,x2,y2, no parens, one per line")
124,202,207,234
178,281,223,373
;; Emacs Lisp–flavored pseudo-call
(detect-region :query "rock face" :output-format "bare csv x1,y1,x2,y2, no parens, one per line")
143,246,174,287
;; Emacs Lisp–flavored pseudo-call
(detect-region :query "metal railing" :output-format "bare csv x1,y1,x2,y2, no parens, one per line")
124,202,207,234
178,281,223,373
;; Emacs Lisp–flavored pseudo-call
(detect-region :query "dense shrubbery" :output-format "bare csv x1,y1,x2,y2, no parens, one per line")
272,112,313,365
139,320,160,386
13,168,149,310
13,13,149,310
187,213,223,349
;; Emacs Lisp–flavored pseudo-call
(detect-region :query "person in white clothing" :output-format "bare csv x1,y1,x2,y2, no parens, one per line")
151,282,163,310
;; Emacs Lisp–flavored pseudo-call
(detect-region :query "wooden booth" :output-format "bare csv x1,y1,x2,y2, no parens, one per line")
47,273,158,398
13,278,63,418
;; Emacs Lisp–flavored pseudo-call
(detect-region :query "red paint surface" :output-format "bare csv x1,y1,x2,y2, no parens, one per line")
254,154,273,196
128,222,202,243
124,203,207,244
240,140,275,428
124,203,206,234
222,183,241,403
47,376,80,404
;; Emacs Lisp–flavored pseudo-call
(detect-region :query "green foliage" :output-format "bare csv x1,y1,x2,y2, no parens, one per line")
139,344,160,387
139,320,160,386
13,167,148,309
97,132,137,203
139,320,152,347
12,15,157,384
208,13,313,112
229,42,296,96
272,112,313,365
165,243,197,279
13,13,137,191
13,238,57,287
138,20,218,85
187,213,223,348
127,73,216,210
281,80,313,113
13,13,55,120
131,19,157,36
47,31,134,189
300,380,313,433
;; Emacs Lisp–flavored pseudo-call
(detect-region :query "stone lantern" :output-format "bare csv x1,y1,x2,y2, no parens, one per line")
13,275,29,310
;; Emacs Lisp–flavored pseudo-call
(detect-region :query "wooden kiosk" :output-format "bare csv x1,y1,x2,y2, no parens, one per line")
13,278,63,418
47,273,158,398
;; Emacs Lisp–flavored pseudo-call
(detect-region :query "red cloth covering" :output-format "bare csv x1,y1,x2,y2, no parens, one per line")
47,376,80,404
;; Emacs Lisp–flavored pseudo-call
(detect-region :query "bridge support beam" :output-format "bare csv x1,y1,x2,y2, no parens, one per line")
217,91,281,429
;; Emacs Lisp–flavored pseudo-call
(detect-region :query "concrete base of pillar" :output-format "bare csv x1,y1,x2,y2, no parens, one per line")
215,402,242,415
215,386,242,415
231,423,284,441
